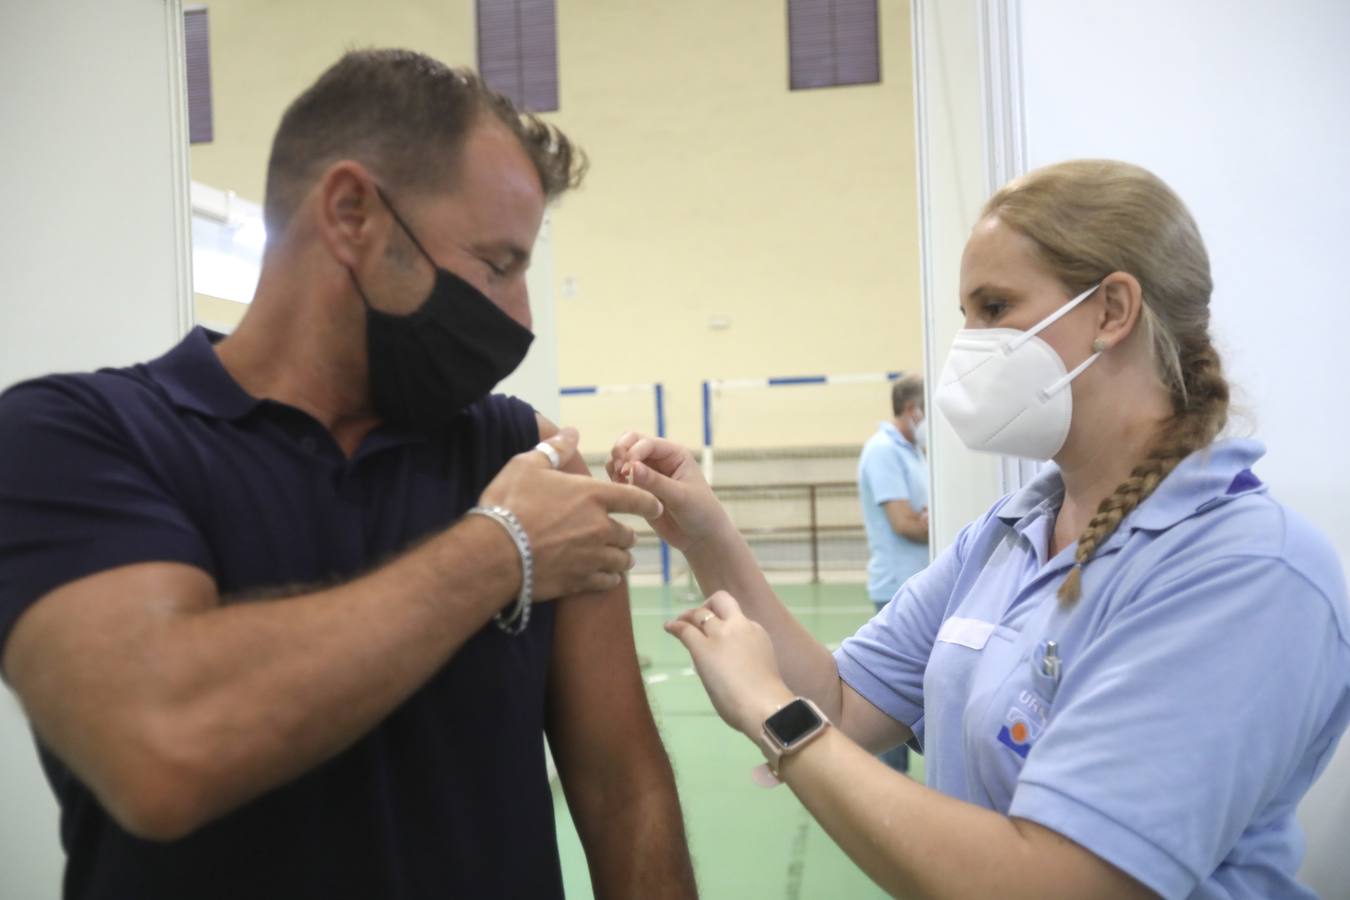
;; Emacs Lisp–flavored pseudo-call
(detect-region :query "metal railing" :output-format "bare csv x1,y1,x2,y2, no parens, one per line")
713,481,865,583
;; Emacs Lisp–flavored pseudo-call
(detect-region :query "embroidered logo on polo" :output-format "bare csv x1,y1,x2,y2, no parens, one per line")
996,689,1048,759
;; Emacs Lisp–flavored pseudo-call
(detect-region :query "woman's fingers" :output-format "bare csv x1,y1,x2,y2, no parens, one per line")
665,618,708,653
705,590,743,620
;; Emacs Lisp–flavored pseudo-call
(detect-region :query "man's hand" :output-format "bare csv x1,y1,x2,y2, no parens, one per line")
479,427,663,598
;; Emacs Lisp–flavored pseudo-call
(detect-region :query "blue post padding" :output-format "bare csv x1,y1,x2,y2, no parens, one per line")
887,371,903,380
655,383,671,584
701,381,712,447
767,375,828,386
560,386,598,396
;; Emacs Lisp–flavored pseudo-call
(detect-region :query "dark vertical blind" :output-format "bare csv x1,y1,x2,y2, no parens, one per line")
184,8,213,143
788,0,880,90
477,0,559,112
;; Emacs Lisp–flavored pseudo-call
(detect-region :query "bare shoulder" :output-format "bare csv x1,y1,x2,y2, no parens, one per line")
534,412,593,477
535,411,558,440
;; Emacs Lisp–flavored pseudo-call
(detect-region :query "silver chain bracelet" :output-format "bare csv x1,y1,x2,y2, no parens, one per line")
466,505,533,636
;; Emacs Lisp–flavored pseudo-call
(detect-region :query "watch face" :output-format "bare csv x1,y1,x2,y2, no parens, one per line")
765,699,823,746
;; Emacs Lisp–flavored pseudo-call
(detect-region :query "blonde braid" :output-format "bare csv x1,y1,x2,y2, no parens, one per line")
1058,340,1229,602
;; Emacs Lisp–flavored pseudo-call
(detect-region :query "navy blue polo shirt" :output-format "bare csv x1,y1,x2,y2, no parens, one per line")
0,328,564,900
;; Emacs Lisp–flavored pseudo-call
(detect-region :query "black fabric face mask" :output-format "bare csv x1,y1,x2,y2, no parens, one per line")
350,188,534,436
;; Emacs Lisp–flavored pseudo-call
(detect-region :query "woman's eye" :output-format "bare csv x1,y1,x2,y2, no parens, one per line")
982,301,1007,320
482,259,507,277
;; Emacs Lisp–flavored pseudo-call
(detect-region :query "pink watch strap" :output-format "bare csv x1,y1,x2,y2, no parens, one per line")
750,763,781,788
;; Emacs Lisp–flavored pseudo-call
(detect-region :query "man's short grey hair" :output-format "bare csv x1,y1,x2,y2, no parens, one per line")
891,374,924,417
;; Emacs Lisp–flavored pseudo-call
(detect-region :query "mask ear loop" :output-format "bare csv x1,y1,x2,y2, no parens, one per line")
348,186,435,314
1037,350,1103,403
1003,283,1102,356
374,185,438,269
348,269,375,310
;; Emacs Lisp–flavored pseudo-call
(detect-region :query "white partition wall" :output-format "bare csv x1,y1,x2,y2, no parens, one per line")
1015,0,1350,572
916,1,1350,894
1012,3,1350,894
0,2,193,897
0,2,193,389
911,0,1004,551
496,216,561,423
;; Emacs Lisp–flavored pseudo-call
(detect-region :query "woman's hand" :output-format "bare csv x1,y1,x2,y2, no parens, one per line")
665,591,795,740
606,433,735,554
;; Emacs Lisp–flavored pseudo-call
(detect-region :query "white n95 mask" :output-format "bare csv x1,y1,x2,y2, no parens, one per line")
935,283,1102,460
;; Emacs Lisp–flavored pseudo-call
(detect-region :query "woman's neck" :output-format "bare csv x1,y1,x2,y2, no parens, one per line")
1050,378,1173,555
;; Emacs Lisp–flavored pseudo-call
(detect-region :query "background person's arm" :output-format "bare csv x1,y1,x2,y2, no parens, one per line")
2,431,657,841
883,499,929,543
861,437,927,543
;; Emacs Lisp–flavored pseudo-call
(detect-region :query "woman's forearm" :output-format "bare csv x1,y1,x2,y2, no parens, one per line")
683,525,845,718
777,728,1153,900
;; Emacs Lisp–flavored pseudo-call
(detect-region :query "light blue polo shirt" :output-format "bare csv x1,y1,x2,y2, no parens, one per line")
836,439,1350,899
858,422,930,602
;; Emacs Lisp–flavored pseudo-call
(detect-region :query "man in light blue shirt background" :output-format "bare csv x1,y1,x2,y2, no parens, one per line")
856,374,930,773
858,374,930,611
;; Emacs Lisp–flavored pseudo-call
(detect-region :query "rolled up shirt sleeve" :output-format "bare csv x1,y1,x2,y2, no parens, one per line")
835,517,986,744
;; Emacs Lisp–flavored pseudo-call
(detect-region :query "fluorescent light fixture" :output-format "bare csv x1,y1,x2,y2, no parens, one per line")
190,181,263,304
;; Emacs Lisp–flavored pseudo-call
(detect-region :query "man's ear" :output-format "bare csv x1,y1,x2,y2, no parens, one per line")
1096,270,1144,351
314,161,384,270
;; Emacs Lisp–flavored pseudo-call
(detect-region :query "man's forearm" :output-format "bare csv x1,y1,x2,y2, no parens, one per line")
570,770,698,900
80,516,517,837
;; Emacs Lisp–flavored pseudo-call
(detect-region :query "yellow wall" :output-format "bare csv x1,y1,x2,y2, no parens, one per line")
190,0,921,454
194,293,247,331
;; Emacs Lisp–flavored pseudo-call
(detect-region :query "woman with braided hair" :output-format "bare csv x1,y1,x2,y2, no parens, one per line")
608,159,1350,898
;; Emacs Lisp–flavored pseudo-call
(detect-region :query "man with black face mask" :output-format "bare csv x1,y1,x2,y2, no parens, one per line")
0,50,697,900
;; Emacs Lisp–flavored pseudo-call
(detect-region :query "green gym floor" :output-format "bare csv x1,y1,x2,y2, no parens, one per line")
552,583,924,900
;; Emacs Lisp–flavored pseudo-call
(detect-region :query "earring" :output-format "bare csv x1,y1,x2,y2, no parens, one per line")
1091,338,1108,353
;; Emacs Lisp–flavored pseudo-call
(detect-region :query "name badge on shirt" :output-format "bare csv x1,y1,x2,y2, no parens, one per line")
936,617,997,650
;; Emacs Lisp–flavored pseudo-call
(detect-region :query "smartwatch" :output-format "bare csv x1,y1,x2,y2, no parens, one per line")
757,697,831,783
